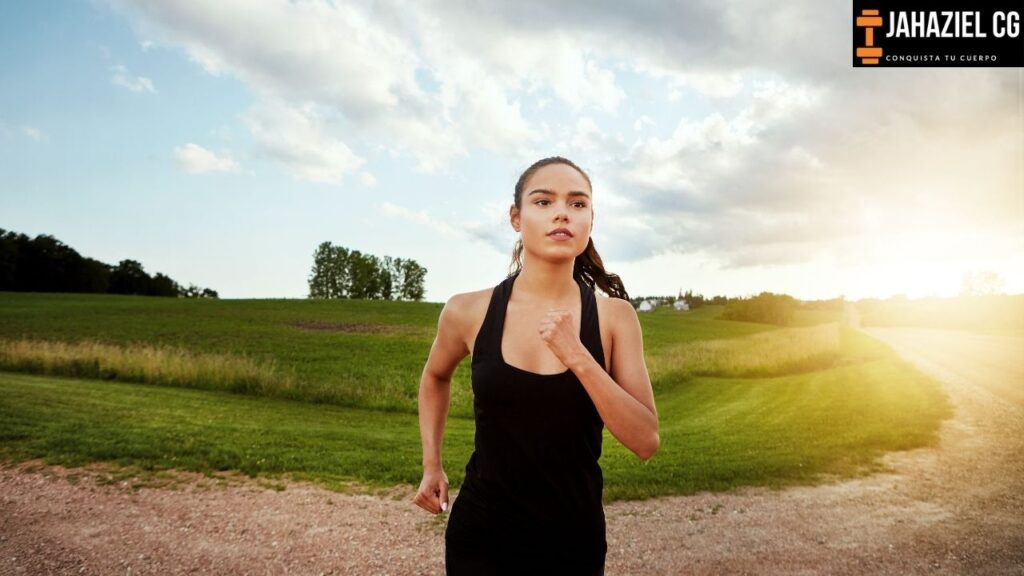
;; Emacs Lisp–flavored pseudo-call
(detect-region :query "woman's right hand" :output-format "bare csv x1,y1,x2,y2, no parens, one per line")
413,468,450,514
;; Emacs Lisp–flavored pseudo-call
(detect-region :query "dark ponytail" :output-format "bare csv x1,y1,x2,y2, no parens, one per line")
509,156,629,301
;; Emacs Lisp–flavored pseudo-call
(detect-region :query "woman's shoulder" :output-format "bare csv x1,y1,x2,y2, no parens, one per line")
593,290,632,312
595,292,636,331
442,285,498,327
447,284,496,309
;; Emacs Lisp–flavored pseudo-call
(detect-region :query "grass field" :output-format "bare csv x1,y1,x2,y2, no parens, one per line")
0,292,954,502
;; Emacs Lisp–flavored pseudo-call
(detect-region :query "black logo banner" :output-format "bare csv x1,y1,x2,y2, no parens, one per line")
853,0,1023,67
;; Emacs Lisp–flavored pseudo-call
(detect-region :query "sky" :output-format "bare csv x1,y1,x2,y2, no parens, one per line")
1,0,1021,303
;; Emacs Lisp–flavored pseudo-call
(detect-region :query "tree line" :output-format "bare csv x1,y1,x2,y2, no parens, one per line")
307,241,426,301
0,227,217,298
634,288,830,326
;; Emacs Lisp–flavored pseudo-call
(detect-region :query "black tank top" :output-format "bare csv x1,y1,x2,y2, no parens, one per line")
460,270,607,556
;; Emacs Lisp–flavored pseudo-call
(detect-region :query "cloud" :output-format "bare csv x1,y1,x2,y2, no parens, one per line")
173,143,239,174
633,115,654,132
102,0,633,174
378,201,470,240
105,0,1021,272
105,0,466,175
240,101,364,185
378,197,519,254
110,63,156,93
359,172,378,188
22,126,46,142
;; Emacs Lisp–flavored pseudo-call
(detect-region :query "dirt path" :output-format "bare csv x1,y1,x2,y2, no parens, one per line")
2,326,1022,575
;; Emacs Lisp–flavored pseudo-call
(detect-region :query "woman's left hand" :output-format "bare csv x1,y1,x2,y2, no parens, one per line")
538,309,588,370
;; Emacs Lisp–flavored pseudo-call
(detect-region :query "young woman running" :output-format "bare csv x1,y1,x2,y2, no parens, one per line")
414,156,660,575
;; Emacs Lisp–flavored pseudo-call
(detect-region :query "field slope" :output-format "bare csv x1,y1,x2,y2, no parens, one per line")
0,293,953,501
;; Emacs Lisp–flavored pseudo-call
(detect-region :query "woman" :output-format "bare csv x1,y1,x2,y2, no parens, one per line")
413,156,660,575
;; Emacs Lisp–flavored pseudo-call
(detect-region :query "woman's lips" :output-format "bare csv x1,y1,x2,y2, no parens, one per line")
547,232,573,241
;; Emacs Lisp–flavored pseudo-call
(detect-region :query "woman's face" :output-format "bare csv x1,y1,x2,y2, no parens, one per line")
511,163,593,260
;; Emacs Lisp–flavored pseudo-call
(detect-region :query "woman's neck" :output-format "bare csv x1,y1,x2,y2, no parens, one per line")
514,259,577,304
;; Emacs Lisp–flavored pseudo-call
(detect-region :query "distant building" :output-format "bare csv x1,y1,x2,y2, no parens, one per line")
638,299,657,312
673,299,690,311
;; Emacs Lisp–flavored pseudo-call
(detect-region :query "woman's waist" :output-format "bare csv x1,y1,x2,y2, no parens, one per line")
466,446,604,483
459,475,606,527
463,458,604,510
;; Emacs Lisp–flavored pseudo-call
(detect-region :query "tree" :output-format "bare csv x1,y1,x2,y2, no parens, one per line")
0,227,213,297
309,242,350,298
721,291,797,325
397,258,427,301
307,241,426,301
108,259,149,295
960,270,1005,296
149,272,181,297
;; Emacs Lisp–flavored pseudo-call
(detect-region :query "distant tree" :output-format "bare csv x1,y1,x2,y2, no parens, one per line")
0,229,24,290
309,242,351,298
307,241,426,300
801,296,846,311
108,259,150,295
397,258,426,301
721,291,797,325
149,272,181,297
0,227,213,297
348,250,374,299
380,255,396,300
179,283,219,298
960,270,1005,296
679,288,706,309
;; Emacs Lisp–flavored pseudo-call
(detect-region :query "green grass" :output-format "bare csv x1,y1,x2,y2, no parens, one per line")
0,291,461,413
0,295,789,417
609,339,952,499
0,292,954,502
0,370,474,496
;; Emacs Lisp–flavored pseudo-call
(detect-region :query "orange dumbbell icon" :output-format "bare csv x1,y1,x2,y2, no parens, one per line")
856,9,883,65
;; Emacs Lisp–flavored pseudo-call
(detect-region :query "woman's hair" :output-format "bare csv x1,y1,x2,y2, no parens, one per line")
509,156,630,300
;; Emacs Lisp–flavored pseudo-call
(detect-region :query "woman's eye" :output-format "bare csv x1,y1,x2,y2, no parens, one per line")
534,199,588,208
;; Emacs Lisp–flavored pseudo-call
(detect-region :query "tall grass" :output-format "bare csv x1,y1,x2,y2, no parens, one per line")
647,322,842,379
0,337,298,397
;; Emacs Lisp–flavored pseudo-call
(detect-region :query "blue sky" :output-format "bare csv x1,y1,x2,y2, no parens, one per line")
2,1,1021,302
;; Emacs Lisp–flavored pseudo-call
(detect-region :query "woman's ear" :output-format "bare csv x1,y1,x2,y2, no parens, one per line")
509,204,520,232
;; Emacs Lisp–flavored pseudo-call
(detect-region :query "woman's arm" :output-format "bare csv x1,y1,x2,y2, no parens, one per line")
418,295,468,471
567,298,660,460
414,295,469,514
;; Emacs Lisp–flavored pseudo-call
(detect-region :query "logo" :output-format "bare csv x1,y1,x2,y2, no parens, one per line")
855,9,884,64
853,0,1023,67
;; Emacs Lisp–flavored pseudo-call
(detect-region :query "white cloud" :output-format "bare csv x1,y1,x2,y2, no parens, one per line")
360,171,378,188
110,63,156,93
103,0,629,174
241,101,364,185
173,143,239,174
22,126,46,142
378,201,469,240
569,117,605,153
104,0,1021,274
633,115,654,131
106,0,465,174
